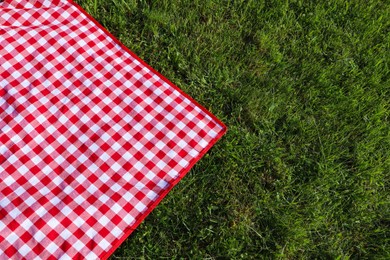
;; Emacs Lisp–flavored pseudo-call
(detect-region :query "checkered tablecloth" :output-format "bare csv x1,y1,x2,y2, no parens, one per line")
0,0,226,259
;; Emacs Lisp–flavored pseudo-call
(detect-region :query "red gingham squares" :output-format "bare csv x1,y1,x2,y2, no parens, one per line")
0,0,226,259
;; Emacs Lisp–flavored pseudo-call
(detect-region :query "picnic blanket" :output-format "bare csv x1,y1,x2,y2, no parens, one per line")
0,0,226,259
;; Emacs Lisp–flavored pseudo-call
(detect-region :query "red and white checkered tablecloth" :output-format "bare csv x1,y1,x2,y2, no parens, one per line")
0,0,226,259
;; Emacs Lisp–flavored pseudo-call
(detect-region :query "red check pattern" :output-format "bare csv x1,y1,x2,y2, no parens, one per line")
0,0,226,259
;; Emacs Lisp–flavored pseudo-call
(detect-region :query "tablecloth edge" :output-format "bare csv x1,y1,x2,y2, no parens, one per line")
67,0,227,134
102,127,226,260
66,1,227,259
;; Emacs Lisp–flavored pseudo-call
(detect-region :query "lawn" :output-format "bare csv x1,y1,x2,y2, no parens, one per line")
75,0,389,258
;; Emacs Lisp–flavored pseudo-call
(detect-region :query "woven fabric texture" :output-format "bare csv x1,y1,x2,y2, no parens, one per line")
0,0,226,259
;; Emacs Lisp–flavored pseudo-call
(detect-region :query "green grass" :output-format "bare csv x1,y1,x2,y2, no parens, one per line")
75,0,389,258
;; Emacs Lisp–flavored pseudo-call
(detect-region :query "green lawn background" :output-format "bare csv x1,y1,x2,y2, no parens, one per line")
75,0,389,258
